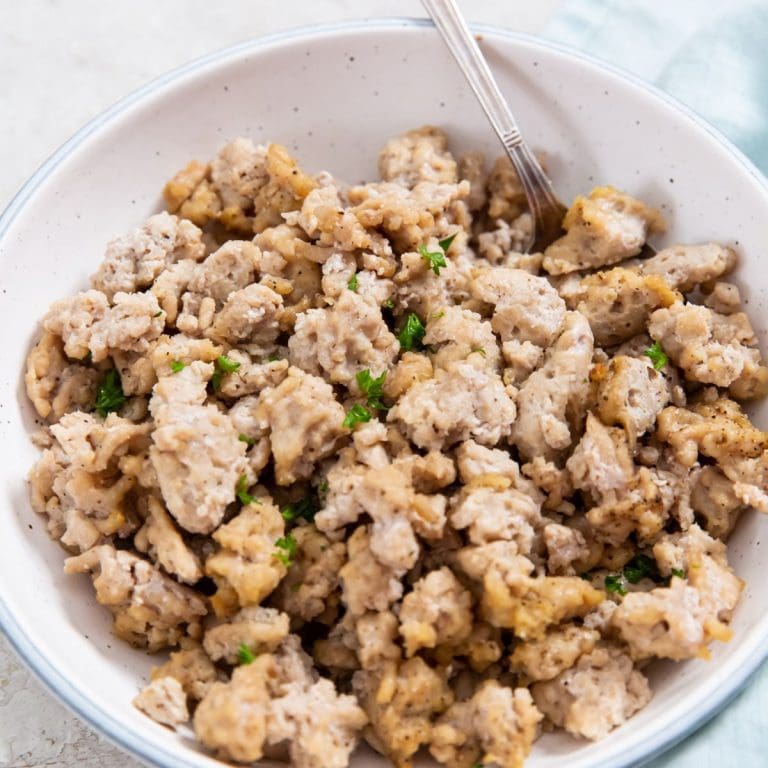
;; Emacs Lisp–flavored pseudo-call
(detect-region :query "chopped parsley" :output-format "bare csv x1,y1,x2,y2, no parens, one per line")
471,762,485,768
153,310,164,318
236,474,259,506
382,298,395,310
282,497,316,523
580,572,593,581
266,353,281,362
343,403,372,429
604,574,628,596
170,360,186,374
217,354,241,373
95,369,125,417
211,354,241,391
398,312,426,352
604,556,663,595
623,554,662,584
470,347,487,357
419,243,447,276
238,434,256,447
645,341,668,371
237,643,256,665
671,567,686,579
418,232,458,276
318,480,329,503
438,232,458,252
274,534,298,566
356,369,387,411
347,272,359,292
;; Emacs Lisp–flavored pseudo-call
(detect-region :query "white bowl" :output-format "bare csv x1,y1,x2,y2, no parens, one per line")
1,17,767,768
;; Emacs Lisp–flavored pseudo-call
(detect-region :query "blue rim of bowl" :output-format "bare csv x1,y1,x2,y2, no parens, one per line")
1,16,767,768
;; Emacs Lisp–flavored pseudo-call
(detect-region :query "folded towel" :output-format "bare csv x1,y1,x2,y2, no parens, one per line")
546,0,768,175
544,4,768,767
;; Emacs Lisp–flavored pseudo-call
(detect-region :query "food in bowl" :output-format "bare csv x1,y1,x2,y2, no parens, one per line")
22,125,768,767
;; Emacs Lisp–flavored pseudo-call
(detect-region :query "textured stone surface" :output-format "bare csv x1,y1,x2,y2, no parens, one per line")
0,634,128,767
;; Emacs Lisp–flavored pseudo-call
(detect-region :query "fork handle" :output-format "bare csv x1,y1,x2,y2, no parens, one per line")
421,0,566,249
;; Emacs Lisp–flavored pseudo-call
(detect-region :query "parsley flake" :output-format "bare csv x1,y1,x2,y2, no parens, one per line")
237,643,256,665
343,403,372,429
419,243,447,276
282,497,316,523
417,232,458,276
318,480,329,503
274,534,298,566
470,347,487,357
95,369,125,417
623,554,662,584
382,298,395,310
217,354,241,373
580,572,593,581
356,369,387,410
238,434,256,447
645,341,668,371
266,353,281,362
604,574,628,596
348,272,359,292
170,360,186,374
236,474,259,506
671,567,686,579
438,232,458,252
153,310,164,318
398,312,425,352
211,354,241,391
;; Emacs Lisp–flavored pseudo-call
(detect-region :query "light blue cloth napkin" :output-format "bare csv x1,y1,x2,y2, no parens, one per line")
544,3,768,766
546,0,768,175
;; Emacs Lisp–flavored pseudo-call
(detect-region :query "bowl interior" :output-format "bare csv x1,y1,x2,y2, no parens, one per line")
1,19,767,768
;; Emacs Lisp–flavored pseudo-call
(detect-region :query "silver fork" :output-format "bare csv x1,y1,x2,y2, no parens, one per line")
422,0,567,253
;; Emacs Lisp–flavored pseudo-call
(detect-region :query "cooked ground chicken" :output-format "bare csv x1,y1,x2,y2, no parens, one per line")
133,675,189,727
640,242,737,292
531,645,651,740
649,301,768,395
542,186,665,275
567,267,679,347
64,545,206,651
430,681,542,768
24,127,766,767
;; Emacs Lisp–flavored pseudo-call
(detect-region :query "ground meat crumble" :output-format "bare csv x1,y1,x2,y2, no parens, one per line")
24,125,765,767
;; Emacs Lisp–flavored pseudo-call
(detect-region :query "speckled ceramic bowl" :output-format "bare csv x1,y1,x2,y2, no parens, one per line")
1,18,767,768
